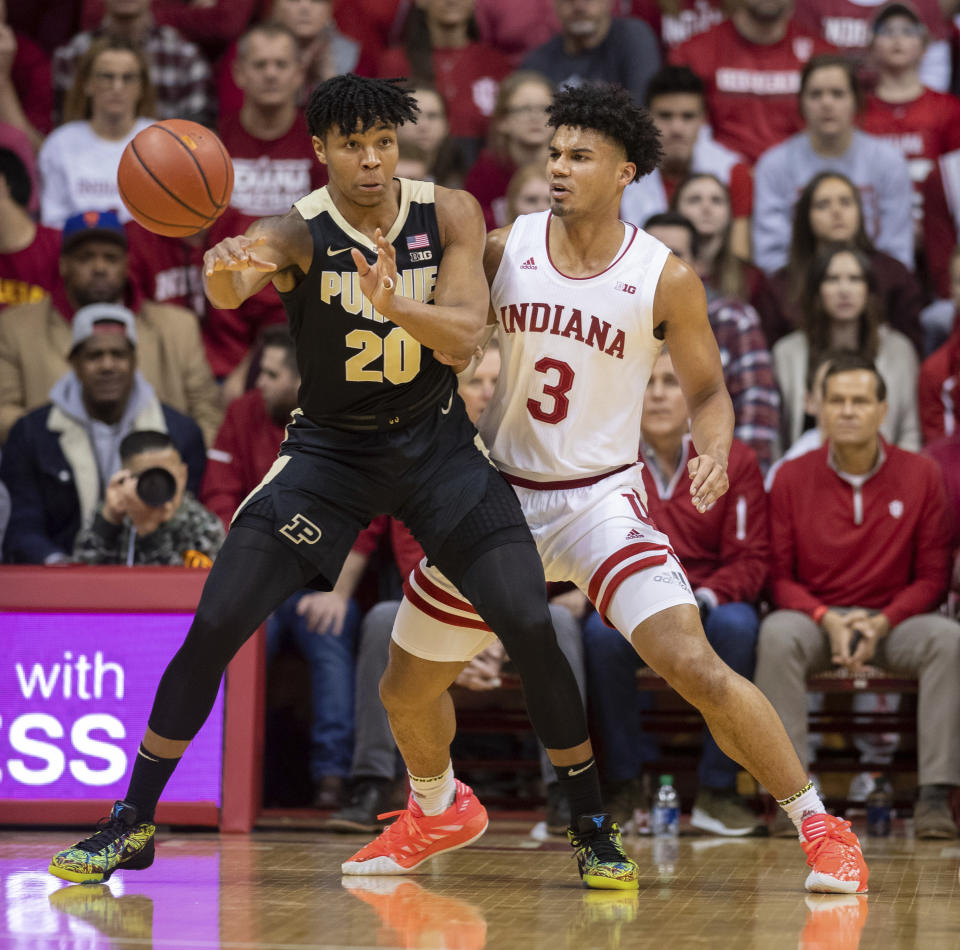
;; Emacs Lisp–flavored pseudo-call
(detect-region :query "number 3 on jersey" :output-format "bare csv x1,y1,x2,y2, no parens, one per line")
527,356,574,424
345,327,421,384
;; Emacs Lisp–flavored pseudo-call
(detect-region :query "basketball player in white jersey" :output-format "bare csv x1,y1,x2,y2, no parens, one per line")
344,82,869,894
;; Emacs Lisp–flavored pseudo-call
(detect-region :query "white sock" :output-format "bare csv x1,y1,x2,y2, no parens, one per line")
409,762,456,816
778,782,826,838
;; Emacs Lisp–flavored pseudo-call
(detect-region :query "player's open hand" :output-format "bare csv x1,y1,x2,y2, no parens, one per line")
204,235,277,276
351,228,398,315
687,452,728,513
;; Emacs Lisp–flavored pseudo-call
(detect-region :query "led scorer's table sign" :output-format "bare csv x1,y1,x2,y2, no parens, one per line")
0,566,264,830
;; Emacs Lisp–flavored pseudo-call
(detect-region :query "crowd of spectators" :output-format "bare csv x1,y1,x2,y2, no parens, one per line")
1,0,958,836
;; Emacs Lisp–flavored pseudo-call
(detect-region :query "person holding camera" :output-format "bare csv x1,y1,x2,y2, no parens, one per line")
73,430,223,566
0,304,206,564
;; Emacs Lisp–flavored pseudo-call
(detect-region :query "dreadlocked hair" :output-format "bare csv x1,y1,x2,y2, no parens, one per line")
547,83,662,182
305,75,420,139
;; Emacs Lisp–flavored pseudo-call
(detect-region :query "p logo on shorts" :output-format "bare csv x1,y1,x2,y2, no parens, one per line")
279,513,322,545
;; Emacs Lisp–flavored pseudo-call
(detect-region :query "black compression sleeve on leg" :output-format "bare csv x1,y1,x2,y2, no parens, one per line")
146,525,316,741
455,541,590,751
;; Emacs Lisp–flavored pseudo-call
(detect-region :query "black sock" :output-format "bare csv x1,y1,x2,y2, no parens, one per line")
125,743,181,822
553,758,603,822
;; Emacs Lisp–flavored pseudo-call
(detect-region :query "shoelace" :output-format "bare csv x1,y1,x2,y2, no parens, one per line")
804,818,858,863
76,814,131,853
369,809,429,850
571,826,628,865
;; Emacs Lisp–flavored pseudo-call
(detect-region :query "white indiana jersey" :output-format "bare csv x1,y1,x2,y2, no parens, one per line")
480,210,670,483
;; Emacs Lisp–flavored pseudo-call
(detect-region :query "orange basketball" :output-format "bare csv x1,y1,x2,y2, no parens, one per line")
117,119,234,237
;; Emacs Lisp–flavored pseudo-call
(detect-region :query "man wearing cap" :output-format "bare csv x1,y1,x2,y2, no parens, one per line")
0,209,221,445
0,303,206,564
860,3,960,236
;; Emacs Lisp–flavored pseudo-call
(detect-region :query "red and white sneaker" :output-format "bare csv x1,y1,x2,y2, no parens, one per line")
341,779,488,875
801,814,869,894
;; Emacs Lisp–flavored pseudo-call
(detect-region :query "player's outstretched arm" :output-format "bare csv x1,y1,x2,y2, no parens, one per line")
203,211,311,310
353,188,490,361
655,256,734,513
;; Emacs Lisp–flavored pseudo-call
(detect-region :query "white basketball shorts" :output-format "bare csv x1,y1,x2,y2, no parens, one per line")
392,465,697,663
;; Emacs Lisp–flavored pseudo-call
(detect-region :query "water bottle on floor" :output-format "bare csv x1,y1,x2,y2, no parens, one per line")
653,774,679,837
866,776,892,837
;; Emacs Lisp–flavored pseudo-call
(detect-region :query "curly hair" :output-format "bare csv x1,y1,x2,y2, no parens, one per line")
547,83,662,182
305,75,420,139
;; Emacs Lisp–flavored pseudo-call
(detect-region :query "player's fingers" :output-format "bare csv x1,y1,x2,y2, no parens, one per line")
350,248,369,274
247,254,278,272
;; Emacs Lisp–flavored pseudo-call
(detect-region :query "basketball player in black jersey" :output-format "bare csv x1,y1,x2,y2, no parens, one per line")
47,75,638,890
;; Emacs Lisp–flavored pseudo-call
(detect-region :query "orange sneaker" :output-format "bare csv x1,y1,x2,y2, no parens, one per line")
342,876,487,949
341,779,488,875
800,894,869,950
801,814,869,894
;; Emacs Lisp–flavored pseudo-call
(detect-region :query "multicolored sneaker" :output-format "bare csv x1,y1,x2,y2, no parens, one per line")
341,779,488,875
567,814,639,890
48,884,155,941
48,801,155,883
342,876,487,950
801,813,869,894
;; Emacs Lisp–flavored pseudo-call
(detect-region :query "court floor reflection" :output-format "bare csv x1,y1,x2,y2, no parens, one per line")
1,821,957,948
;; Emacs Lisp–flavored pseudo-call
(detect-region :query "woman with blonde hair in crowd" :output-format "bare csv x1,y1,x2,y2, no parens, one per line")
39,35,156,228
773,243,920,451
758,170,924,352
463,70,553,229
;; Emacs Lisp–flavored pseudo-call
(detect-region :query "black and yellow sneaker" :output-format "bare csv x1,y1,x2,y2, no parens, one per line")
568,814,639,890
48,801,156,883
49,884,155,941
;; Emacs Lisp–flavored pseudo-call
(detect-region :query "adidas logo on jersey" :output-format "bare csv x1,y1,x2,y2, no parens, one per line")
520,257,537,270
625,528,644,540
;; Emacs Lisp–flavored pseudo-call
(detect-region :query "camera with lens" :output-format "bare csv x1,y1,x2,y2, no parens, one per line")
135,466,177,508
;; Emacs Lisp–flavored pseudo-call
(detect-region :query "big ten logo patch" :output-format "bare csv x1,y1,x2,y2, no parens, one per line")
279,513,323,545
615,281,636,295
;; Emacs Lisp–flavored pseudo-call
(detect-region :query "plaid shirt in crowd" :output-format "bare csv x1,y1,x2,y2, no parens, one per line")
707,295,781,472
52,25,213,127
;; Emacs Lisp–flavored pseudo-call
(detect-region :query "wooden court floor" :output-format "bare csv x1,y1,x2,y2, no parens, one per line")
2,820,959,949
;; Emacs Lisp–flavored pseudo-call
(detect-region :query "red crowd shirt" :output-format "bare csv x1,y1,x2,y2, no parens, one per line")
918,319,960,444
921,148,960,297
769,441,951,627
217,113,327,219
0,226,62,311
860,89,960,216
639,437,769,603
923,434,960,552
199,388,285,528
670,20,832,163
12,30,53,136
793,0,950,56
126,212,288,378
377,44,512,141
352,514,424,582
333,0,406,67
463,148,515,230
628,0,725,50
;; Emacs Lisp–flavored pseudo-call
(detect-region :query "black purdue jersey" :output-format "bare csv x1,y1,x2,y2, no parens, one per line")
278,178,452,426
